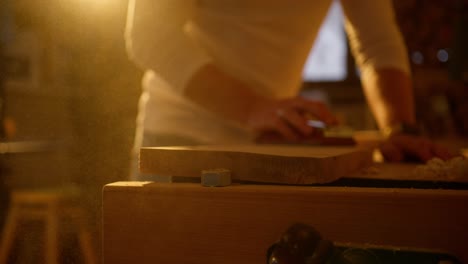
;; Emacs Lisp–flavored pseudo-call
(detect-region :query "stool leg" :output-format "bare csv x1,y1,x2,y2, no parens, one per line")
0,206,20,264
78,228,96,264
45,202,59,264
72,209,96,264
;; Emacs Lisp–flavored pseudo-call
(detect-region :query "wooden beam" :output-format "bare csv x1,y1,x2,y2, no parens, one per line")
103,182,468,264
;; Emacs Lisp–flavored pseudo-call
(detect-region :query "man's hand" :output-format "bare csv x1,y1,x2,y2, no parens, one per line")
379,134,455,162
248,97,337,142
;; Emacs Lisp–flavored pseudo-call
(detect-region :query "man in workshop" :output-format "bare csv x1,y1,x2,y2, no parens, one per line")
125,0,453,179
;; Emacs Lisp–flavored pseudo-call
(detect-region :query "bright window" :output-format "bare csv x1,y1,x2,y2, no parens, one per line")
302,1,347,82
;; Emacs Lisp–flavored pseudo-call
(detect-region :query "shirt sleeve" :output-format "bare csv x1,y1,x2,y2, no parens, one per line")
341,0,411,77
125,0,212,93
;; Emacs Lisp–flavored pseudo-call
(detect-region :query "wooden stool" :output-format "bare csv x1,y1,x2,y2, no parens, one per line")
0,188,97,264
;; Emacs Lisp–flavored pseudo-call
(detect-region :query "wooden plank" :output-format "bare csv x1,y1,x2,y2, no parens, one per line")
140,145,372,184
102,182,468,264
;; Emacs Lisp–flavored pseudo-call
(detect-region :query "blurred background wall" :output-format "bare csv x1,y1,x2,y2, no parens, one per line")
1,0,141,198
1,1,142,261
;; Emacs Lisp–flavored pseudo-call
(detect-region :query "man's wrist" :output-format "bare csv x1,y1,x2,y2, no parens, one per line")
382,122,422,139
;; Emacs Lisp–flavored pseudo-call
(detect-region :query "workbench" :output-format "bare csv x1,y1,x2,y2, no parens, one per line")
102,146,468,263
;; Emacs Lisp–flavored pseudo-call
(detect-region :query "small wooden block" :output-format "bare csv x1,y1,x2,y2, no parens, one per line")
201,169,231,187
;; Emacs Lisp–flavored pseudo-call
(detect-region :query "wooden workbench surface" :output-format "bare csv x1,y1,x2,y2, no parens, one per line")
103,181,468,264
105,144,467,263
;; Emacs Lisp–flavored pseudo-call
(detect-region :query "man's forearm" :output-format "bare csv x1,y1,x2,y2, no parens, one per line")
184,64,266,125
183,63,337,140
361,68,416,130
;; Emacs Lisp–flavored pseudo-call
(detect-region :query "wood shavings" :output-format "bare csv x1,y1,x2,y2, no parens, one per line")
412,156,468,181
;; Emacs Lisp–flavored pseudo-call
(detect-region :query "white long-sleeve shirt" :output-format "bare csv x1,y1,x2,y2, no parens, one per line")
125,0,410,144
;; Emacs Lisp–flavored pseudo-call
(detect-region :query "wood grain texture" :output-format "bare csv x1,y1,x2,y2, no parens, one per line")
139,145,372,184
103,182,468,264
